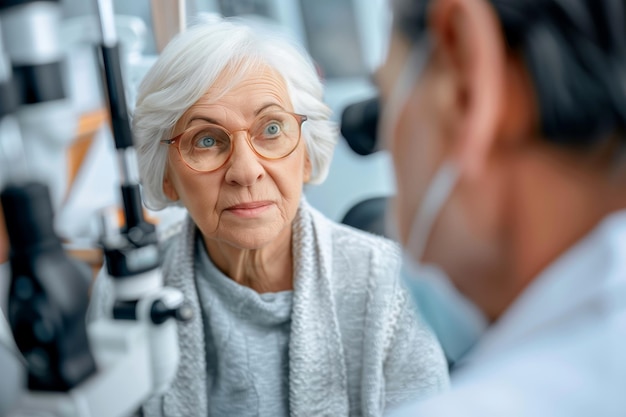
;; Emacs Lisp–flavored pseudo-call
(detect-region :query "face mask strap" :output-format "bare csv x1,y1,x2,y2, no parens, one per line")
406,161,460,261
382,35,487,363
402,39,460,261
379,35,462,263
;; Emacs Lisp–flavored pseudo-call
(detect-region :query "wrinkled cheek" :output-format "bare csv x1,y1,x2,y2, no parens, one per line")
183,194,220,236
205,212,222,235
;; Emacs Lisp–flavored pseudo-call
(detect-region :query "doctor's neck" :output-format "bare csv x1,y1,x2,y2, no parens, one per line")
478,138,626,321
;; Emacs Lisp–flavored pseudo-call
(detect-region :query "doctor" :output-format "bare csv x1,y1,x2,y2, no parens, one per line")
378,0,626,415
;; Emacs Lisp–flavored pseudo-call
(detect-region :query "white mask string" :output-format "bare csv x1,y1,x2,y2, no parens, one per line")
380,34,487,366
406,161,460,263
379,36,461,262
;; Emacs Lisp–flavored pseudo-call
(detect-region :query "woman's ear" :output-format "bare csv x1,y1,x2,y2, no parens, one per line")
163,169,179,201
429,0,507,178
303,153,312,183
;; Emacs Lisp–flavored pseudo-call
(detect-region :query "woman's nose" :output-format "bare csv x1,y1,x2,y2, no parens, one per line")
224,132,265,186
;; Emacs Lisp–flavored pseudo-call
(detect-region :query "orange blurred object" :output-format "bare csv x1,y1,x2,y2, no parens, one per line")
66,108,109,192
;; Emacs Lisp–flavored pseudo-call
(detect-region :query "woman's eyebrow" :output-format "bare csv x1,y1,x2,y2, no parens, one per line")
188,115,220,125
186,103,285,126
254,103,284,116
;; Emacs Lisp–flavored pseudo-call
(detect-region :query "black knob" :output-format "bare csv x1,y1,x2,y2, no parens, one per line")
150,299,193,325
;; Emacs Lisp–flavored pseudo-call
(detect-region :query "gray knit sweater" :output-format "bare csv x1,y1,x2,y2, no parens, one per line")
89,200,449,416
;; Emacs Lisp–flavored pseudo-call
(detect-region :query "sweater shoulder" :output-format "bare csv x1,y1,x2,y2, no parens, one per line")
310,204,400,263
309,205,403,303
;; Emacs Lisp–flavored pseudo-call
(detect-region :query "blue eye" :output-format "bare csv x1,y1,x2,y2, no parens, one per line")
196,136,216,148
263,122,281,137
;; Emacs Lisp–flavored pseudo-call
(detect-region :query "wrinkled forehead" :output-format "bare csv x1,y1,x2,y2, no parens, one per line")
177,59,292,127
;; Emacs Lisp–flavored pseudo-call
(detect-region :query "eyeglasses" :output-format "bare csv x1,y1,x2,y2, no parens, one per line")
161,111,308,173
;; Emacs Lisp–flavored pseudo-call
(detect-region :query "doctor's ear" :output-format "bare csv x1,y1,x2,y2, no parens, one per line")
428,0,507,178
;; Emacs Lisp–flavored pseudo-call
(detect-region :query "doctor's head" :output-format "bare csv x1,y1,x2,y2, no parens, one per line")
378,0,626,320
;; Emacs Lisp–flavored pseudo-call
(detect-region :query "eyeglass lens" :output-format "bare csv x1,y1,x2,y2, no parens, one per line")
178,111,302,172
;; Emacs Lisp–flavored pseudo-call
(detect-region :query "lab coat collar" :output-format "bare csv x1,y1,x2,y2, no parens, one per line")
458,210,626,368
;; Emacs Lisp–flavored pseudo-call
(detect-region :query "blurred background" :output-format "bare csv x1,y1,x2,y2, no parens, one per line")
0,3,397,413
56,0,395,249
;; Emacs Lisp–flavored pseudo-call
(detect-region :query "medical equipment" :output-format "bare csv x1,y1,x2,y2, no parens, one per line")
340,96,380,156
1,0,190,415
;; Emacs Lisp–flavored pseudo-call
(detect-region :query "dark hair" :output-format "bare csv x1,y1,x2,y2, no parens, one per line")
392,0,626,146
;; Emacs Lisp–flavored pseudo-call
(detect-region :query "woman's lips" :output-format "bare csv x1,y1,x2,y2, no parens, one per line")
225,201,273,218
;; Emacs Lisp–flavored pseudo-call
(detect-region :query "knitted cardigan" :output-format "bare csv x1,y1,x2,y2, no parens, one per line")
89,200,449,416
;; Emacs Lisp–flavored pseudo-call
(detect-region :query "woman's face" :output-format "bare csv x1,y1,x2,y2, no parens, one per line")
163,65,311,250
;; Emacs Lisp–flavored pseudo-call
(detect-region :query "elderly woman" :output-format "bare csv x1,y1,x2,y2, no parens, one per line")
90,18,448,417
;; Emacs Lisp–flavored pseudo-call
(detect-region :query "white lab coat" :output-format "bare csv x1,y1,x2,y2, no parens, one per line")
389,210,626,417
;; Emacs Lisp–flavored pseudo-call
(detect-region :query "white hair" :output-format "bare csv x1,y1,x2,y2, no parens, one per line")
133,17,338,210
